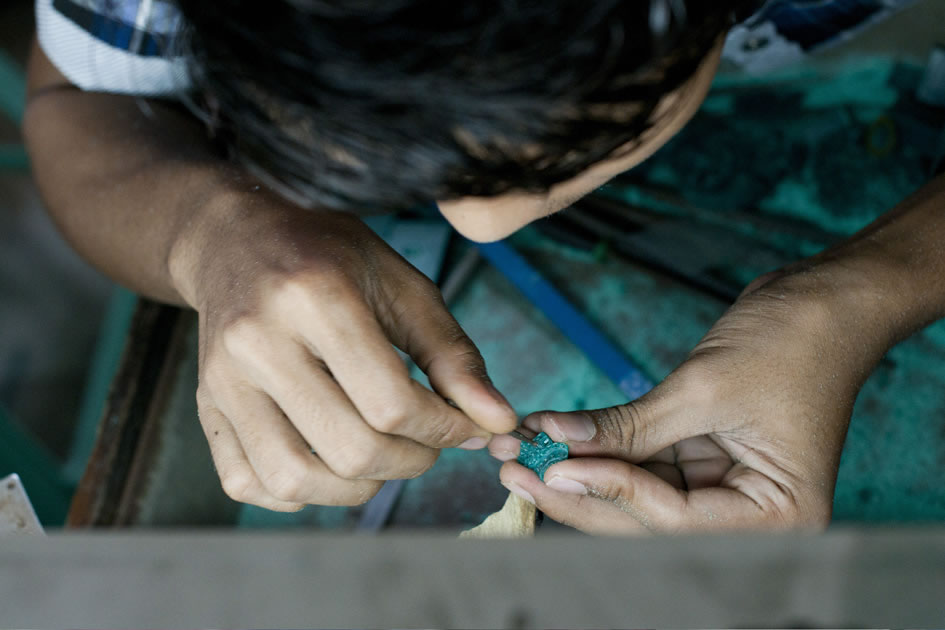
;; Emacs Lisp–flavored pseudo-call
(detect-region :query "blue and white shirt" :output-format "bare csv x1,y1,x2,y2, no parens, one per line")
37,0,922,96
36,0,190,96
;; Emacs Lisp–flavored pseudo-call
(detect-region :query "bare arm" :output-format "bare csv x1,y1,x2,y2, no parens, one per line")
25,38,516,510
802,171,945,342
24,38,235,305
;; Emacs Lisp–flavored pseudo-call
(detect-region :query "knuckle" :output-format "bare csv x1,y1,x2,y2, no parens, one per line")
364,400,411,434
592,405,635,452
195,383,214,409
220,318,266,360
589,477,632,506
199,362,229,396
272,270,355,313
329,444,380,480
449,330,480,355
401,270,442,303
424,413,467,447
220,469,256,503
384,398,465,447
454,345,488,378
272,275,313,308
734,472,824,531
262,458,313,502
441,327,481,359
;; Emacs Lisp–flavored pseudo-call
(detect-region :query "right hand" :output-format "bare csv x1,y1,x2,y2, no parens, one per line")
488,266,887,534
172,189,517,510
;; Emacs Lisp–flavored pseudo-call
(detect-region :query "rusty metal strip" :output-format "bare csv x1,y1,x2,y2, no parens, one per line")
67,299,186,527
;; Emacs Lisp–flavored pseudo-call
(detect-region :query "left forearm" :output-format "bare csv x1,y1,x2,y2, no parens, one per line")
801,173,945,346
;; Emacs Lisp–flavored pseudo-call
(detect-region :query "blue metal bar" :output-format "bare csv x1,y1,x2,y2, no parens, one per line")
356,479,406,532
476,240,653,400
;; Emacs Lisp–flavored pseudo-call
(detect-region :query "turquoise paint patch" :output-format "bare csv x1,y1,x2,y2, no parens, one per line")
802,59,897,109
0,49,26,124
0,145,29,171
700,92,736,115
517,432,569,481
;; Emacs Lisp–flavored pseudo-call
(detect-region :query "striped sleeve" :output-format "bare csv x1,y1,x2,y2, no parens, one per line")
36,0,191,97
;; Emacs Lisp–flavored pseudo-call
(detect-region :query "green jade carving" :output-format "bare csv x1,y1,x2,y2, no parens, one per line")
517,432,569,481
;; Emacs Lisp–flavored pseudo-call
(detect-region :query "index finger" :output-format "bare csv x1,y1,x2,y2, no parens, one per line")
378,281,518,435
287,292,491,448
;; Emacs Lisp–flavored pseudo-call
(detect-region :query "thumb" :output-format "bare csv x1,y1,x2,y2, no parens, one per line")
521,379,701,462
499,457,682,535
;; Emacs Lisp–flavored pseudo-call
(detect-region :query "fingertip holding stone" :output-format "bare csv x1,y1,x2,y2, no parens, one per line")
546,413,596,442
546,475,587,495
516,431,569,481
458,436,489,450
521,413,544,432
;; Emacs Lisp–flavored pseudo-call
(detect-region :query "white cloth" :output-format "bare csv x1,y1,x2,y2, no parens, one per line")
35,0,190,96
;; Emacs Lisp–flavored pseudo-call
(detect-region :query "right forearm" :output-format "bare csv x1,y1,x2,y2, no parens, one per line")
23,43,247,305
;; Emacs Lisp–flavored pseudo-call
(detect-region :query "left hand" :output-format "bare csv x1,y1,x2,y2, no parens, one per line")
488,267,892,534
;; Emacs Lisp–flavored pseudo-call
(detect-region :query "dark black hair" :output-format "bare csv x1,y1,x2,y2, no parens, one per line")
173,0,758,210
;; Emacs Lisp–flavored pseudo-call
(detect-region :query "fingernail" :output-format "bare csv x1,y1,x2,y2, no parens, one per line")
546,413,596,442
546,475,587,495
503,481,534,504
458,436,488,450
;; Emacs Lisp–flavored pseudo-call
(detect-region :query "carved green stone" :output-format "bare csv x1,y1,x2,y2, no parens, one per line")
517,432,569,481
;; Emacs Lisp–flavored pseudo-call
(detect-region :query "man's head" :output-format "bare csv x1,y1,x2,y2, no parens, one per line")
175,0,756,240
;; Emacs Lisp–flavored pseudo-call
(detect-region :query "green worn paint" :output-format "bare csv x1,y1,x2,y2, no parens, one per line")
0,145,29,171
0,404,72,526
0,49,25,125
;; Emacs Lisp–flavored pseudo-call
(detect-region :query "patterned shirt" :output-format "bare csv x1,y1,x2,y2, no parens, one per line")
37,0,921,96
36,0,190,95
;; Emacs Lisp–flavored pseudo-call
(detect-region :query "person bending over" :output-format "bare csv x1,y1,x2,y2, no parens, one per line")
26,0,945,533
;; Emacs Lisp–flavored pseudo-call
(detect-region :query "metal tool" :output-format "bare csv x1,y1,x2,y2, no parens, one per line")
476,239,654,400
508,429,538,446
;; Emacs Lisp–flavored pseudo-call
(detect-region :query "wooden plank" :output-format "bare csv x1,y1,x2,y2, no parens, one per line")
1,529,944,628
